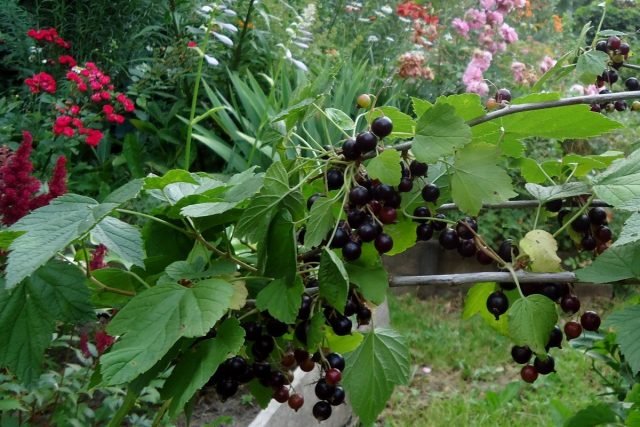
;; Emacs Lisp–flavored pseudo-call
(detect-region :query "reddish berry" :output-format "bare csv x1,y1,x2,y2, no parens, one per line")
325,368,342,385
288,393,304,411
521,365,538,383
564,321,583,340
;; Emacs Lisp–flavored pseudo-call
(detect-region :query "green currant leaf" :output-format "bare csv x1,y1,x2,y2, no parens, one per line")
325,108,355,130
508,295,558,355
255,277,304,324
365,149,402,186
319,249,350,313
564,404,619,427
605,306,640,375
91,216,145,268
450,143,517,215
612,212,640,247
163,318,245,417
304,197,337,249
382,217,417,256
519,230,563,273
306,311,326,350
411,97,432,118
435,93,485,121
524,183,590,202
463,282,509,335
249,380,273,409
593,149,640,209
576,50,610,84
102,279,234,385
262,209,297,285
0,231,24,250
342,328,410,427
576,244,640,283
345,263,388,305
413,103,472,163
369,107,416,139
326,329,364,353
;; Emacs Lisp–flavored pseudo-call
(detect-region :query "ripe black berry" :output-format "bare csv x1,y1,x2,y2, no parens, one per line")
312,401,332,421
269,370,287,389
325,368,342,385
521,365,538,383
253,361,272,379
342,241,362,261
228,356,248,377
541,283,563,302
439,228,459,250
497,239,518,263
457,239,476,257
421,184,440,202
595,40,608,52
252,336,275,360
432,213,447,231
307,193,323,211
357,306,372,324
546,326,563,350
495,88,512,103
581,235,597,251
626,77,640,91
588,207,607,226
342,138,360,161
416,223,434,241
413,206,431,223
315,378,335,400
329,228,350,249
620,43,630,56
355,131,378,153
511,345,532,364
533,355,555,375
564,321,583,340
326,353,345,371
456,217,478,239
560,295,581,314
379,206,397,224
329,386,346,406
216,379,239,399
410,160,428,177
545,199,563,212
595,226,612,242
476,248,494,265
373,184,396,202
358,223,378,242
349,186,370,206
371,116,393,138
274,386,290,403
331,316,352,336
266,318,288,337
288,393,304,411
398,177,413,192
242,322,262,341
374,233,393,254
347,209,368,228
486,291,509,320
294,321,309,344
607,36,621,51
326,169,344,190
602,69,618,85
571,214,591,232
580,311,601,331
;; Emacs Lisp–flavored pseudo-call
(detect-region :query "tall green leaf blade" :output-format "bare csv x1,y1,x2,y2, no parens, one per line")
255,277,304,324
413,104,472,163
101,279,234,385
319,249,349,313
450,143,516,215
365,150,402,186
342,328,410,427
164,318,245,417
91,216,145,268
508,295,558,354
605,306,640,375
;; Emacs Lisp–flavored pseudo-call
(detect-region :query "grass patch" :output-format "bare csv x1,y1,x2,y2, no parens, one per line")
379,292,615,427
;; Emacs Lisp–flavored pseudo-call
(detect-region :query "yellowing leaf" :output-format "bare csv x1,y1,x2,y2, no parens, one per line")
519,230,562,273
229,282,248,310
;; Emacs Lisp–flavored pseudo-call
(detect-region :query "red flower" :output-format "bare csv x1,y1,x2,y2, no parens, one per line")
82,129,103,147
58,55,77,68
90,244,108,270
95,330,115,355
27,28,71,49
25,72,57,94
396,1,438,24
187,41,197,48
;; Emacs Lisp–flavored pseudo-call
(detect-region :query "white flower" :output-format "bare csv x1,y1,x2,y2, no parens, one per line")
204,54,219,66
201,5,213,13
289,58,308,72
385,37,394,42
294,41,309,49
381,5,393,14
367,35,380,43
213,32,234,47
223,8,237,16
217,22,238,33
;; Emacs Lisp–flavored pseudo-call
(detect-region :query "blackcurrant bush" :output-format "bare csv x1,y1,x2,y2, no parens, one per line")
457,239,476,258
326,353,345,371
342,138,360,161
533,355,555,375
432,213,447,231
315,378,335,400
589,207,607,225
349,186,370,206
288,393,304,411
329,386,346,406
410,160,428,177
439,228,459,250
375,233,393,253
560,295,581,314
511,345,532,364
371,116,393,138
421,183,440,202
355,131,378,153
571,214,590,232
564,321,583,340
332,316,352,336
325,368,342,385
545,199,563,212
416,223,434,241
326,169,344,190
521,365,538,383
546,326,563,350
313,401,332,421
342,241,362,261
486,291,509,320
580,311,601,331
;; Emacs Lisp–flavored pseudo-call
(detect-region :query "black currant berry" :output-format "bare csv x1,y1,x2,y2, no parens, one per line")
511,345,532,364
216,379,239,399
571,214,590,233
315,378,336,400
439,228,459,250
357,306,372,325
620,43,630,56
486,291,509,320
253,361,272,379
533,355,555,375
313,401,332,421
521,365,538,383
274,386,290,403
375,233,393,254
269,370,287,389
497,239,518,263
564,321,583,340
614,100,627,111
355,131,378,153
432,213,447,231
228,356,248,377
421,183,440,202
456,217,478,239
595,226,612,242
626,77,640,91
457,239,476,257
242,321,262,341
327,169,344,190
298,294,312,320
325,368,342,385
329,386,346,406
331,316,352,336
580,311,601,331
581,235,597,251
607,36,621,51
288,393,304,412
545,199,563,212
329,228,350,249
413,206,431,223
252,336,275,360
398,177,413,192
371,116,393,138
546,326,563,350
558,209,571,226
602,69,618,85
410,160,428,177
266,318,288,337
379,206,397,224
349,186,370,206
358,223,378,242
342,241,362,261
588,207,607,226
595,40,608,52
373,184,395,202
326,353,345,371
541,283,563,302
347,209,368,228
342,138,360,161
495,88,512,103
307,193,323,211
476,248,494,265
416,223,434,241
560,295,581,314
294,321,309,344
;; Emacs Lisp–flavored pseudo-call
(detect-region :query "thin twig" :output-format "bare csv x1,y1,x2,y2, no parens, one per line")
436,199,610,211
389,271,581,287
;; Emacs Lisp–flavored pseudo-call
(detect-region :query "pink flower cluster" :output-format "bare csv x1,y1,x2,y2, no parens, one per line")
27,27,71,49
80,328,115,357
25,72,57,94
89,244,108,270
451,0,526,94
397,52,435,80
0,132,67,225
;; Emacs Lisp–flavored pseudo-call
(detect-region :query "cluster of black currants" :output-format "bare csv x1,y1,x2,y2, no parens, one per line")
548,200,613,254
312,354,347,421
485,282,602,383
590,36,640,113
